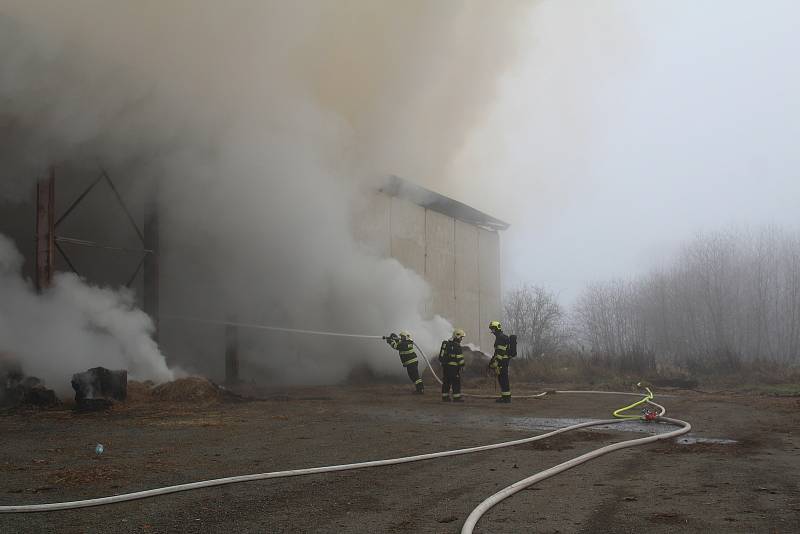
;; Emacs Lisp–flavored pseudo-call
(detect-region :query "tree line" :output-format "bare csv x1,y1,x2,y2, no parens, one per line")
504,227,800,369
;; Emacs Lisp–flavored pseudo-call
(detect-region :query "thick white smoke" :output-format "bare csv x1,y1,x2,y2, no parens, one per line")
0,235,173,395
0,1,527,386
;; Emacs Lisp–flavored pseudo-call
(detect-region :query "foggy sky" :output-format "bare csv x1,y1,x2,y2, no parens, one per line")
439,0,800,302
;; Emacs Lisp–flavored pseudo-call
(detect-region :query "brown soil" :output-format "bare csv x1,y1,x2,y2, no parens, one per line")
0,383,798,533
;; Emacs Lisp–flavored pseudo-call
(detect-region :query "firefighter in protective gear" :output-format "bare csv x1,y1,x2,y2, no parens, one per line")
488,321,511,403
439,329,466,402
385,331,424,393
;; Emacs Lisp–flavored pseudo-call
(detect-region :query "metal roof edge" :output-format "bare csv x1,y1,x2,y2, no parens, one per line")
378,175,510,232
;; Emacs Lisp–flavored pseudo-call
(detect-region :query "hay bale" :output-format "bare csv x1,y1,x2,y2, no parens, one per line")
74,398,113,412
1,377,59,408
1,356,59,408
151,377,231,402
71,367,128,404
462,347,493,378
125,380,155,403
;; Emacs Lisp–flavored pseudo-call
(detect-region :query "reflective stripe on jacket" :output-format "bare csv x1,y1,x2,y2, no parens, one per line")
493,332,510,360
390,338,418,366
441,340,465,367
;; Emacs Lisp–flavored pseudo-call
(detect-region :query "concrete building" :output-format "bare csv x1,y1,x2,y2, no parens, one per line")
354,177,508,352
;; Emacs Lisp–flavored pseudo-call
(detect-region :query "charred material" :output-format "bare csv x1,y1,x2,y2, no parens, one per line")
71,367,128,411
73,397,114,412
1,359,59,408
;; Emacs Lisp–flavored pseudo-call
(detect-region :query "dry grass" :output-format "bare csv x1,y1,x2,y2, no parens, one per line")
499,351,800,393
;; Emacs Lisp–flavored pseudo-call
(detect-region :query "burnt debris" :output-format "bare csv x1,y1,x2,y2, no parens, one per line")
0,358,59,408
71,367,127,411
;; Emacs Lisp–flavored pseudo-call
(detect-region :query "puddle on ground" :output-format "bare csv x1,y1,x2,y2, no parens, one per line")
359,408,669,435
505,416,661,434
356,407,736,445
506,418,737,445
675,436,737,445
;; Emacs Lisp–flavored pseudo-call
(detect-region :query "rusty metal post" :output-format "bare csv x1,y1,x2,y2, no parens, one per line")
35,167,55,292
225,323,240,385
143,205,159,341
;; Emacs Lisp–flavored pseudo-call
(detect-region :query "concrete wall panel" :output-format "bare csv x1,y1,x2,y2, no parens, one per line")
351,192,502,352
390,197,426,276
351,191,390,258
479,229,501,352
424,209,455,321
455,220,481,348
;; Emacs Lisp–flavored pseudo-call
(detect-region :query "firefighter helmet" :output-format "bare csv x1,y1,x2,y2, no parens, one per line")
453,328,466,339
399,330,412,340
489,320,502,331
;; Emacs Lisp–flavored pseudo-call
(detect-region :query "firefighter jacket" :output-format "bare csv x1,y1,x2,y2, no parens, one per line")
490,331,510,367
388,337,418,367
440,340,466,367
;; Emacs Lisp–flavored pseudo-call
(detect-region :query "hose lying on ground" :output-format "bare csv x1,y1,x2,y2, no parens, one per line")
3,317,689,529
461,415,690,534
0,391,688,515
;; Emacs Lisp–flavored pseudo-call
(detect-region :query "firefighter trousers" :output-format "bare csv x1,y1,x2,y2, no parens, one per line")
441,366,462,398
405,363,423,391
497,361,511,397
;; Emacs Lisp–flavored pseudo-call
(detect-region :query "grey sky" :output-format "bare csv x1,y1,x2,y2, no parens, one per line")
442,0,800,302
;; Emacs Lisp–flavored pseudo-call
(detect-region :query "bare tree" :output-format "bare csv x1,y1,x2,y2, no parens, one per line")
573,226,800,369
503,284,568,358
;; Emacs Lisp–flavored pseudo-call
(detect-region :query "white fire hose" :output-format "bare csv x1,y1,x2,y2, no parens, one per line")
161,315,385,339
461,415,689,533
0,401,687,516
1,317,692,533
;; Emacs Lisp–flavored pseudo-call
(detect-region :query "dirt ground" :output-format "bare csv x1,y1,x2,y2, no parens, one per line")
1,381,799,533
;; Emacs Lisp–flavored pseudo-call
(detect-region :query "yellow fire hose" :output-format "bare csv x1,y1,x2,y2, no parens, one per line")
613,383,656,419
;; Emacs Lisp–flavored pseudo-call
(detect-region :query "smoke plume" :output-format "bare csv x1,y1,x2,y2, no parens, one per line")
0,1,528,387
0,235,173,395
